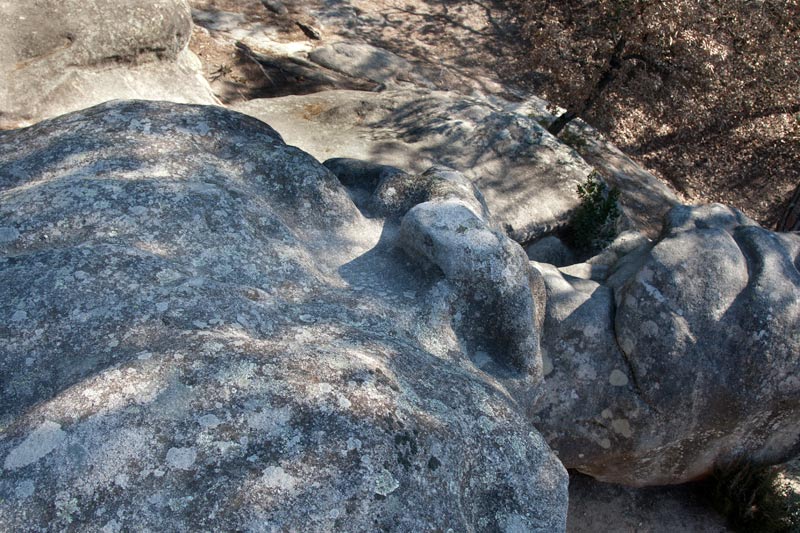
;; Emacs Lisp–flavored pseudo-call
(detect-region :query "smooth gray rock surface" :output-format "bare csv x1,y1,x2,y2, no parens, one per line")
233,89,596,244
0,101,568,531
309,42,431,87
532,204,800,486
394,166,546,378
0,0,218,128
524,236,576,267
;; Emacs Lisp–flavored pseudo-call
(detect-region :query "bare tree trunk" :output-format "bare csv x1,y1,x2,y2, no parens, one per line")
548,37,627,136
546,111,578,136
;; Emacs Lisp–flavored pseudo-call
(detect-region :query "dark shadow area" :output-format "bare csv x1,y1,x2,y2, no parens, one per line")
567,471,731,532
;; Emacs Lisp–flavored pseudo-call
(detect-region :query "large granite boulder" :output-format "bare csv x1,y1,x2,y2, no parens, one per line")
0,101,567,531
0,0,218,128
532,204,800,486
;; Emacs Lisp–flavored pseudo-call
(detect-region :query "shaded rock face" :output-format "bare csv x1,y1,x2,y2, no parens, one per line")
533,204,800,486
400,200,545,378
325,159,490,220
525,236,576,268
233,89,596,244
0,101,567,531
0,0,218,128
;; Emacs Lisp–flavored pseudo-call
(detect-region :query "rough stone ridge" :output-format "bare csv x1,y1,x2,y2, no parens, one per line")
0,100,568,531
532,204,800,486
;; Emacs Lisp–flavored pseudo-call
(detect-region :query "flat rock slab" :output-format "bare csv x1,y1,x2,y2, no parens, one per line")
234,89,595,243
0,100,568,531
309,42,431,87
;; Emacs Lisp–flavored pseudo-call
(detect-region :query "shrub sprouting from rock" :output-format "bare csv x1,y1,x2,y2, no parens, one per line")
566,172,620,253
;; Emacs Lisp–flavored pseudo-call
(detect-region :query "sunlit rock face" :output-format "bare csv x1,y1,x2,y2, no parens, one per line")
532,204,800,486
0,0,218,129
0,101,567,532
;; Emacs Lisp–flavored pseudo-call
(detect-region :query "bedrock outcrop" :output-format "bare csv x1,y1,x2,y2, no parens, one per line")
0,101,567,531
323,160,547,378
0,0,218,129
234,89,596,245
531,204,800,486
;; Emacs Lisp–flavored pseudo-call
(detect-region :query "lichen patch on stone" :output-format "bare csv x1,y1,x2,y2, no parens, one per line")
165,447,197,470
3,420,66,470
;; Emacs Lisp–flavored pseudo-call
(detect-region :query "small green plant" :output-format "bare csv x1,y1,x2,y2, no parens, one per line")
566,172,620,253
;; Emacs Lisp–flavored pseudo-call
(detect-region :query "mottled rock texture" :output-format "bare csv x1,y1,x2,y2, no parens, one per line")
0,101,567,531
309,42,431,87
233,89,597,244
323,160,546,378
533,204,800,486
0,0,217,128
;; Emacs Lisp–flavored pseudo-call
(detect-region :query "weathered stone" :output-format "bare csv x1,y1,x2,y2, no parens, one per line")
374,166,490,219
399,176,546,379
402,199,546,378
309,42,430,87
530,262,650,483
0,100,568,531
323,157,409,214
507,99,680,238
296,21,323,41
326,159,545,377
0,0,217,128
261,0,288,16
532,204,800,486
324,159,493,221
586,230,651,268
234,89,596,244
525,235,576,267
